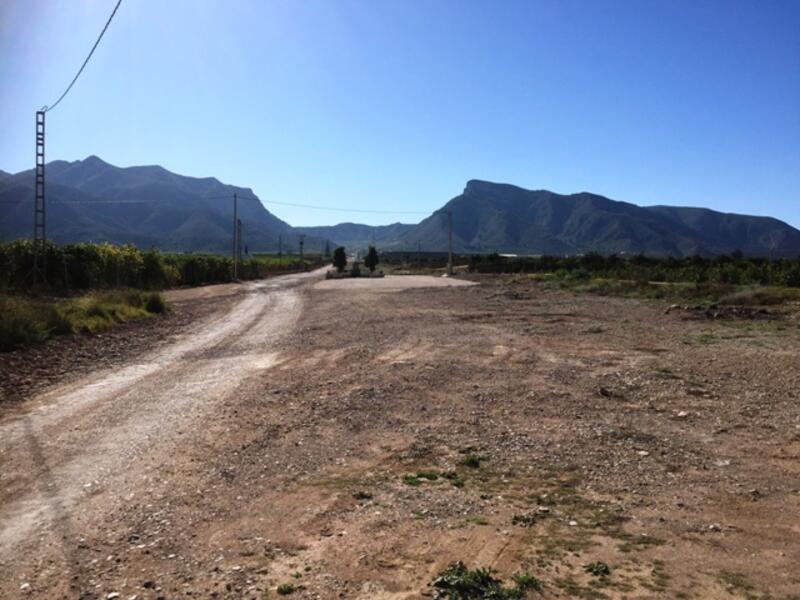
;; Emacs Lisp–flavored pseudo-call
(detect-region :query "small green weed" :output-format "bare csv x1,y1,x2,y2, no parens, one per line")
697,333,715,345
442,471,465,487
511,514,538,527
432,562,541,599
584,562,611,577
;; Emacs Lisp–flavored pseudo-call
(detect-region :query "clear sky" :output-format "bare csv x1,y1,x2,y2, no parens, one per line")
1,0,798,227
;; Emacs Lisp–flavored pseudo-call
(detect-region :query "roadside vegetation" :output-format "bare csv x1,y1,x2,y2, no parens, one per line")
469,253,800,305
0,240,323,292
0,289,167,352
468,252,800,287
0,240,327,352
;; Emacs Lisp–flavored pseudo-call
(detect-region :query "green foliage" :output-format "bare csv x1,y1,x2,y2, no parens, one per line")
511,573,542,592
459,454,483,469
0,290,168,352
333,246,347,272
0,297,49,351
145,292,167,314
583,562,611,577
432,562,541,599
402,474,421,486
0,241,325,292
442,471,465,487
468,252,800,289
364,245,379,272
511,514,538,527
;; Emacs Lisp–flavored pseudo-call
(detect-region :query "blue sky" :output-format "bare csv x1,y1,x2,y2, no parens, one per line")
1,0,798,227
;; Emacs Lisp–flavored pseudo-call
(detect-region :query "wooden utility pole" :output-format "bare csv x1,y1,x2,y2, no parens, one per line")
232,193,238,280
298,234,305,271
447,210,454,276
237,219,243,265
278,235,282,267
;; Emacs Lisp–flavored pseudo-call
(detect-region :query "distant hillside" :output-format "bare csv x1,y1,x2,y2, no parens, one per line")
0,157,325,253
3,164,798,257
294,222,414,250
395,180,800,257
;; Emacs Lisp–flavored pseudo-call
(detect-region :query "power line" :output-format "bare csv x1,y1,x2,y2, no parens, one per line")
42,0,123,113
236,195,432,215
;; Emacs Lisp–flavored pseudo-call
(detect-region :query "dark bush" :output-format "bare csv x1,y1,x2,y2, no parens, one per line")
145,292,167,314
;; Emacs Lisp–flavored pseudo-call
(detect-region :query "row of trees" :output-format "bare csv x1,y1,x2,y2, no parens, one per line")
468,252,800,287
0,240,314,291
331,246,379,272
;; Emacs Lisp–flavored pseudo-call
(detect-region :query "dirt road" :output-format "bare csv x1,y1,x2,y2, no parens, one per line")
0,271,321,596
1,273,798,599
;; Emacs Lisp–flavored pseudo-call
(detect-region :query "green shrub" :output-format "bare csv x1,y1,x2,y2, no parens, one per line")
432,562,541,599
0,289,169,352
459,454,482,469
0,297,48,351
145,292,167,313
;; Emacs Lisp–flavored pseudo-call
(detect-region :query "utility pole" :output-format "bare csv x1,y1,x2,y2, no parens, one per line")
298,234,305,271
32,110,47,285
278,234,282,267
237,219,243,266
447,210,454,276
232,192,238,280
417,240,422,270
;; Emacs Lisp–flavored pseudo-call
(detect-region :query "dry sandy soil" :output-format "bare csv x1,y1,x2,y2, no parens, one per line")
0,271,799,599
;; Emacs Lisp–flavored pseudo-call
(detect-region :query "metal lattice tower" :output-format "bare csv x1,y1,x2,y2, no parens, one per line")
33,110,47,285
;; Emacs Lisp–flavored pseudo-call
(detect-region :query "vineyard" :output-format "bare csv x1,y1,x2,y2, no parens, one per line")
0,241,323,292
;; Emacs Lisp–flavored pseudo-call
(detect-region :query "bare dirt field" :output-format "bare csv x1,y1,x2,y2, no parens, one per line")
1,272,799,599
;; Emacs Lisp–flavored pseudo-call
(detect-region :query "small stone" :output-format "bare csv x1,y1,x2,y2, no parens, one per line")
676,411,688,418
20,582,31,593
637,450,650,457
708,523,722,532
569,520,578,526
107,593,121,599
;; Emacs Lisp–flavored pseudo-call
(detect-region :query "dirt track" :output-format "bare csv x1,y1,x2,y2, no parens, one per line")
1,272,799,599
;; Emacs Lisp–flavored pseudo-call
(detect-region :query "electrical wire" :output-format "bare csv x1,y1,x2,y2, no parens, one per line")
235,195,432,215
42,0,123,113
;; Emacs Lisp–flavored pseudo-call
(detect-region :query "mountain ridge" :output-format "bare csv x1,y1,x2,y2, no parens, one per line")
2,161,798,257
392,180,800,257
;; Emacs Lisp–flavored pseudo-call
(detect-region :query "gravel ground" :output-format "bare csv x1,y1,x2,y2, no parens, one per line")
1,273,799,599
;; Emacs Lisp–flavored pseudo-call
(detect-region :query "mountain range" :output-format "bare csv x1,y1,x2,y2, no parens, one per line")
0,156,319,253
2,156,799,257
